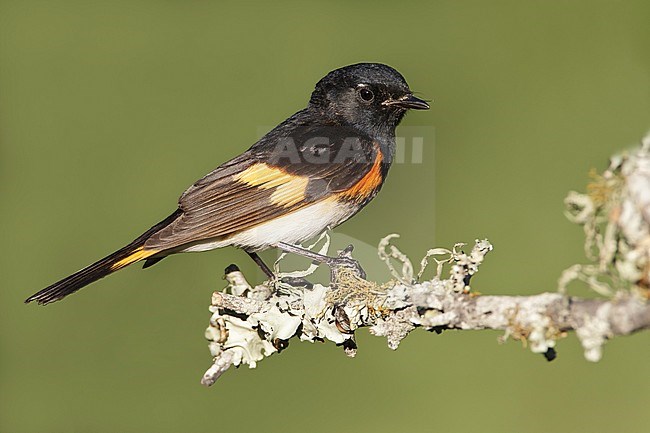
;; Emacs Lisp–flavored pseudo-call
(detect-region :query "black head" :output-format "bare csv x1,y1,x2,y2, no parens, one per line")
308,63,429,134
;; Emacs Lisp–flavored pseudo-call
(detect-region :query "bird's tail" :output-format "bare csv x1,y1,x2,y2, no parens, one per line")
25,244,158,305
25,209,182,306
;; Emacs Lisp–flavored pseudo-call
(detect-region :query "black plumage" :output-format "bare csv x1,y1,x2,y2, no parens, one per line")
26,63,428,305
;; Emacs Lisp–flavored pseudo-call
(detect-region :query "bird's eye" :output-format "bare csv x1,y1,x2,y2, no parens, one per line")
358,87,374,102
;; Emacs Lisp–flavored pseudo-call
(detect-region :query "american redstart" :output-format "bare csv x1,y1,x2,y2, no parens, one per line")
26,63,429,305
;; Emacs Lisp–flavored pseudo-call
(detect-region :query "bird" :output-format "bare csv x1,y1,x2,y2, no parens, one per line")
25,63,429,305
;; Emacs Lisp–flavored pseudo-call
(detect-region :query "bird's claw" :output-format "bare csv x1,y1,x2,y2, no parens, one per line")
326,245,367,281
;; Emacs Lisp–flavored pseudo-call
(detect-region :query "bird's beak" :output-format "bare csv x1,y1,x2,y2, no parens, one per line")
382,94,430,110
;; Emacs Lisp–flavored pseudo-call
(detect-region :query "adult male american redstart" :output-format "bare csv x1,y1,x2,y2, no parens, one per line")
26,63,429,305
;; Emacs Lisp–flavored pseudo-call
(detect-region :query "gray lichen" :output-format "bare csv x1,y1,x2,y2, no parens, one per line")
561,135,650,297
202,238,493,386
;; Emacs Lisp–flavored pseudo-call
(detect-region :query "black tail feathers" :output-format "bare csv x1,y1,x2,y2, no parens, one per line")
25,244,147,305
25,209,181,306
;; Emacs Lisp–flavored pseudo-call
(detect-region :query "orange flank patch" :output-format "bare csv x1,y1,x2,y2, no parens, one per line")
234,163,308,208
111,247,158,270
340,149,383,201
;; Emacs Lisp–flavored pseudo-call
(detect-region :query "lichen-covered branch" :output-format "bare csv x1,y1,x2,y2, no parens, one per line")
201,135,650,387
561,134,650,296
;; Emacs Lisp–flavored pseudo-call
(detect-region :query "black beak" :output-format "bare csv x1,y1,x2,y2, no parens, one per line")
383,94,430,110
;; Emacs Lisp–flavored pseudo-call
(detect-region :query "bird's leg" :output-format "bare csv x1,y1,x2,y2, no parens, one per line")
245,250,275,279
275,242,366,281
246,249,313,288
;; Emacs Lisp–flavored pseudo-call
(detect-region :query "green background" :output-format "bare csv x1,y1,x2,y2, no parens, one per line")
1,1,649,432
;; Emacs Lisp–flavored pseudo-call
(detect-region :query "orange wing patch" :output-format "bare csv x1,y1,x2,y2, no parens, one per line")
234,163,308,208
339,150,383,201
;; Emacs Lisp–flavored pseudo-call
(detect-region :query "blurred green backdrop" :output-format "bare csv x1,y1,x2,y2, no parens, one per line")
1,1,649,432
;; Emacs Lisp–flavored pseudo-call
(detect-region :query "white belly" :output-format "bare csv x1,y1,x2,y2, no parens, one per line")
182,198,354,252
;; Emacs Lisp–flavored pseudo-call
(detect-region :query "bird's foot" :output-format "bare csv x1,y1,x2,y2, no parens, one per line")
325,245,367,282
274,242,366,284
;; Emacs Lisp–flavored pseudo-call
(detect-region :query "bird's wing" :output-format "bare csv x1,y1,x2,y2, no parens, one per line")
144,125,384,251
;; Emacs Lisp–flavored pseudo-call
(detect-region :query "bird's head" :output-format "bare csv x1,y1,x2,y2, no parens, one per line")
309,63,429,134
